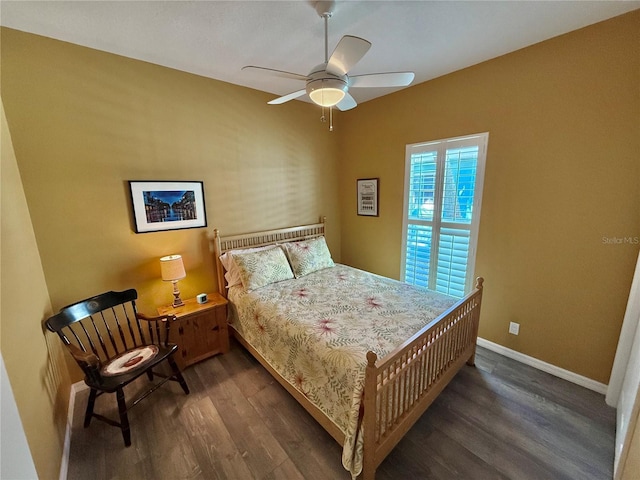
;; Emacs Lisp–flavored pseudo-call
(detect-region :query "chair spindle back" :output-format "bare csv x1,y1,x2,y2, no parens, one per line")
47,289,170,367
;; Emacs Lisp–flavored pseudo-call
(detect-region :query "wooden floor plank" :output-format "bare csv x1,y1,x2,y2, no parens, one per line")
66,342,615,480
247,380,347,479
182,396,254,479
377,420,508,480
427,385,571,480
452,365,613,474
262,458,305,480
196,355,290,479
222,344,347,479
478,348,612,426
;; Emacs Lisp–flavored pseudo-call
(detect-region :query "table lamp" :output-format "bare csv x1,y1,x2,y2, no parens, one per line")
160,254,186,307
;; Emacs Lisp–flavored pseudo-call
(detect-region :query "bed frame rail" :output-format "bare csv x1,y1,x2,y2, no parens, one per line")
362,277,484,480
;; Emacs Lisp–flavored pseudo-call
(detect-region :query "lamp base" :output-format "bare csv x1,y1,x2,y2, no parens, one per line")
172,296,184,308
171,280,184,307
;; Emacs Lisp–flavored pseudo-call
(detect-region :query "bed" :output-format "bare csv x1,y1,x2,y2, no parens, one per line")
212,218,483,479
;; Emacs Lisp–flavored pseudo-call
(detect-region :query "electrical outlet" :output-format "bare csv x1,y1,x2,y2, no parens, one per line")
509,322,520,335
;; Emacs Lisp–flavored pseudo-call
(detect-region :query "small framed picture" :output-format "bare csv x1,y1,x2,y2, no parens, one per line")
129,181,207,233
357,178,379,216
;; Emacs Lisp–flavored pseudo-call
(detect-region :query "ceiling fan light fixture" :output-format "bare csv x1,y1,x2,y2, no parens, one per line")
307,78,347,107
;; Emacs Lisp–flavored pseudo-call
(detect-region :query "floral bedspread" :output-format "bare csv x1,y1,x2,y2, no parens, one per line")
227,264,458,477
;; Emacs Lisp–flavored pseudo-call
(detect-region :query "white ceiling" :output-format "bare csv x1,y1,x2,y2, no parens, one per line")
1,1,639,105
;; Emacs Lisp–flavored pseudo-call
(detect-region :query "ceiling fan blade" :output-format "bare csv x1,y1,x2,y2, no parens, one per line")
335,92,357,111
267,89,307,105
242,66,308,82
326,35,372,76
349,72,416,88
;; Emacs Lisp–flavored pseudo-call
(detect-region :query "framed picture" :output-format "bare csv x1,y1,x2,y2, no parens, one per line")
357,178,379,216
129,181,207,233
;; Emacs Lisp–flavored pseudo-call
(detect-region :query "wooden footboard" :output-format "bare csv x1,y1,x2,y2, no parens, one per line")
361,277,483,480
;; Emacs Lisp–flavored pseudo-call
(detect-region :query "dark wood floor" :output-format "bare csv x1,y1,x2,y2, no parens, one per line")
67,341,615,480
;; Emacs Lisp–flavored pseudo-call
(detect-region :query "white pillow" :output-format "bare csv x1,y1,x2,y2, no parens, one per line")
219,244,277,288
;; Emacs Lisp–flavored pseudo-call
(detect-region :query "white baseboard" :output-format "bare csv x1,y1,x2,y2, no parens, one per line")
477,337,608,395
59,381,88,480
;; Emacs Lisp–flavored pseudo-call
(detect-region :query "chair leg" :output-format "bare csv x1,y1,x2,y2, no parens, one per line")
168,356,190,395
116,388,131,447
84,388,97,428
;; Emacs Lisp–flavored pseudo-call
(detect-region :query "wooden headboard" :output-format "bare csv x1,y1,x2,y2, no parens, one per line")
212,217,326,297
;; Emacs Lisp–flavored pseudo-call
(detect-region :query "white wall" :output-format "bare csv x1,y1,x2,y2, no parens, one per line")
1,354,39,479
608,251,640,478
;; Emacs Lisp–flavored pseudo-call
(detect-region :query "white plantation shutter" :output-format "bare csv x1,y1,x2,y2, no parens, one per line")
405,224,432,288
402,133,487,297
435,228,470,297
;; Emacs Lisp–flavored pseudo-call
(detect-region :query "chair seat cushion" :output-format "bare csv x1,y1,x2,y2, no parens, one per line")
102,345,159,377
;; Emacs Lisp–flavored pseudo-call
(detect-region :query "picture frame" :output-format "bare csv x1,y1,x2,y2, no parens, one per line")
129,181,207,233
357,178,379,216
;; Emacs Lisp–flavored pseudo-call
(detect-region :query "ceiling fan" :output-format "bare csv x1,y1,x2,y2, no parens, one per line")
242,1,415,116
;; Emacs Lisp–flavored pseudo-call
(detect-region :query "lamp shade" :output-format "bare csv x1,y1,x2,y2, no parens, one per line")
160,255,186,281
307,77,347,107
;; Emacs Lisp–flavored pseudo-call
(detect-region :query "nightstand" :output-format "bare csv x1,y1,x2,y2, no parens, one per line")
157,292,229,370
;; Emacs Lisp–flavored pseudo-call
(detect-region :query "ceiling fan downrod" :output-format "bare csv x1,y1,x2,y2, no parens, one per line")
316,1,337,131
315,1,335,63
324,13,330,63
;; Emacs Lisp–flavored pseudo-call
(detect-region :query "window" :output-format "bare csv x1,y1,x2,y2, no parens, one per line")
402,133,488,298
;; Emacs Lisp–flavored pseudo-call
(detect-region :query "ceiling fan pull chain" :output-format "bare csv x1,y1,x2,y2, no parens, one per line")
320,105,326,124
330,106,334,132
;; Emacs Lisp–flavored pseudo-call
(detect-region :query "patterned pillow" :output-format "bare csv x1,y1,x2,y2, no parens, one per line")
219,245,277,288
232,246,294,291
284,236,335,278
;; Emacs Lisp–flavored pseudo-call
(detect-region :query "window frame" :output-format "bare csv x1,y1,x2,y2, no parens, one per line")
401,132,488,296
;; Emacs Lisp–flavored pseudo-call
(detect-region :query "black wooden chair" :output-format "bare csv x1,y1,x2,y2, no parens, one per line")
46,289,189,446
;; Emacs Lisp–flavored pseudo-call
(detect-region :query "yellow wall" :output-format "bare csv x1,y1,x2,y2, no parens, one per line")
1,97,71,479
338,11,640,383
1,27,340,477
0,27,341,318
